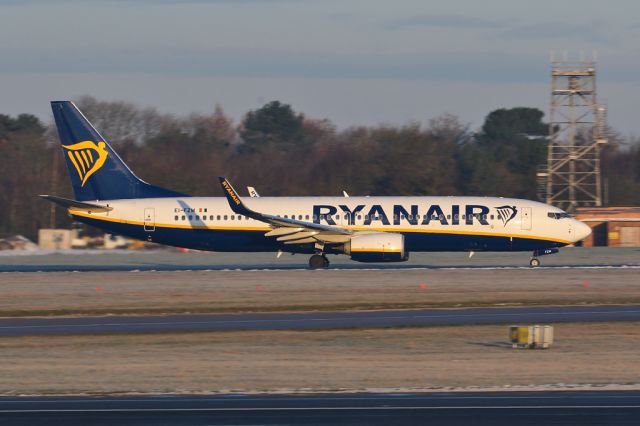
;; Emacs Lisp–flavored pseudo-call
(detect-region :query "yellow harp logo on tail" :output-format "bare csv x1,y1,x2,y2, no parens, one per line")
62,141,109,187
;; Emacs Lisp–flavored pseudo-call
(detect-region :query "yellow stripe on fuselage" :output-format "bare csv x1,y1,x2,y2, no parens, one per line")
68,210,572,245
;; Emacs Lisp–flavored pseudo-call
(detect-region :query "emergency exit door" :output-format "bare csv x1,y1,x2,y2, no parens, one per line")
144,208,155,232
521,207,532,230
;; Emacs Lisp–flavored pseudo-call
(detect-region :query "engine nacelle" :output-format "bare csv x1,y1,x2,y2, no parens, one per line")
344,232,408,263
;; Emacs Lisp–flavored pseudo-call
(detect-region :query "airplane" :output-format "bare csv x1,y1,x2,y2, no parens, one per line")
42,101,592,269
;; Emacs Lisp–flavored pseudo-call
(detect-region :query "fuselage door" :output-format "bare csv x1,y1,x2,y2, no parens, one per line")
521,207,532,230
144,207,155,232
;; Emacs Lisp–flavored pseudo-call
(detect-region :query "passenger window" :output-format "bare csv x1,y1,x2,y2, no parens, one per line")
174,215,178,221
305,215,310,220
196,215,200,220
357,215,362,220
188,215,193,220
447,214,451,219
231,215,235,220
224,215,228,220
181,215,185,220
210,215,213,220
216,215,221,220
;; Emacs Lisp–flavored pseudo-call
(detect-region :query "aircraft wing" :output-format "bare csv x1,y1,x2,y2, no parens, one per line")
219,177,352,245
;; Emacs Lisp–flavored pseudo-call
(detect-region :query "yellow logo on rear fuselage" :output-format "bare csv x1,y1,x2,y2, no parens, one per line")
62,141,108,187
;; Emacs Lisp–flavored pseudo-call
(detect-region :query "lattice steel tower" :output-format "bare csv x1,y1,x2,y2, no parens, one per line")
537,57,608,212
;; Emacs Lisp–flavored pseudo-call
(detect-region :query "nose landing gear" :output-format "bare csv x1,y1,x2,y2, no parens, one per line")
529,248,559,267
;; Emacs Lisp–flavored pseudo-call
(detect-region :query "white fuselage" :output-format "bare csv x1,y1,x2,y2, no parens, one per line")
69,196,590,254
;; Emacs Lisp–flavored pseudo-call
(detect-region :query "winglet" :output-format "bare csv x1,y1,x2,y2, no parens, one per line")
247,186,260,197
218,177,253,216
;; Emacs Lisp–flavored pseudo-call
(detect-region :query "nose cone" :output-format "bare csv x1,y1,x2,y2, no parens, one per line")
573,220,592,243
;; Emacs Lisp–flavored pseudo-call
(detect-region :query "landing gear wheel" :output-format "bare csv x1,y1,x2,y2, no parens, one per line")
309,254,328,269
529,258,540,267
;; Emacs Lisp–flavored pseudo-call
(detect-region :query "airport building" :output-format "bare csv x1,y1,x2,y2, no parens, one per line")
576,207,640,247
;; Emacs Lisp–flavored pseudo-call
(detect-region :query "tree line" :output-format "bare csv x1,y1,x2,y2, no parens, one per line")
1,95,639,241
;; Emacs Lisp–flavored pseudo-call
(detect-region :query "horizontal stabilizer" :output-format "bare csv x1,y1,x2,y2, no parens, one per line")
39,195,113,212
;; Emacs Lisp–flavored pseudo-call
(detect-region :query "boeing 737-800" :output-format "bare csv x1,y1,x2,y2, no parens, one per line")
42,101,591,268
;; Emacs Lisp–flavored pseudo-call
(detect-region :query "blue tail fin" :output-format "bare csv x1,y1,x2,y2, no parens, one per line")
51,101,186,201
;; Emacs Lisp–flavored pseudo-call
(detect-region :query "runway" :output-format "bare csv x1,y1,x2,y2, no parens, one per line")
1,391,639,425
1,305,639,336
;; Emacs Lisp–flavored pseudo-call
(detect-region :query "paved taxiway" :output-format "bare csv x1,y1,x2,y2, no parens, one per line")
1,305,639,336
1,391,639,425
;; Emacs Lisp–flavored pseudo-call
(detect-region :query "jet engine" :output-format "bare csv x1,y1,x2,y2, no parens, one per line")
343,232,408,262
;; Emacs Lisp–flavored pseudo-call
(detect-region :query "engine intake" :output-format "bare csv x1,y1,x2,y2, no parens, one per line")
344,233,408,263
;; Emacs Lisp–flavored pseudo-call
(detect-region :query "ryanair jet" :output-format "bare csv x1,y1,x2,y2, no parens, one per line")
42,101,591,269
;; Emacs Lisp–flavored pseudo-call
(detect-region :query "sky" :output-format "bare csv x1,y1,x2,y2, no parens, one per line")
1,0,639,134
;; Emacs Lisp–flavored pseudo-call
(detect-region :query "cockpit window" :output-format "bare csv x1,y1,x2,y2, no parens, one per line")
547,212,572,219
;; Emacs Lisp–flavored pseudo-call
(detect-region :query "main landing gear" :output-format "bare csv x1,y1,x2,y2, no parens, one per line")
309,254,329,269
529,248,560,268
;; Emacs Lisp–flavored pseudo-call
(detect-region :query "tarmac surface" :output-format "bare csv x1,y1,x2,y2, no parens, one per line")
1,391,639,425
1,305,639,336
